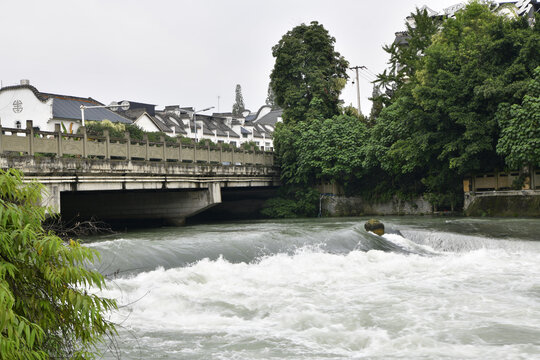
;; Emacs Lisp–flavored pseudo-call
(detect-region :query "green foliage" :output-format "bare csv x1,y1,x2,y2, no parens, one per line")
497,66,540,168
240,141,259,151
265,83,278,110
261,187,319,218
376,7,442,96
83,121,183,145
368,1,539,208
0,169,116,359
369,85,384,123
270,21,349,124
232,84,245,117
268,4,539,216
197,138,217,147
293,115,368,188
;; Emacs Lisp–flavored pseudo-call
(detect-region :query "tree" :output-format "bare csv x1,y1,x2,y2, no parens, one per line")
369,2,539,208
0,169,117,359
375,7,442,99
270,21,349,123
265,83,278,109
368,84,384,123
232,84,245,117
497,66,540,169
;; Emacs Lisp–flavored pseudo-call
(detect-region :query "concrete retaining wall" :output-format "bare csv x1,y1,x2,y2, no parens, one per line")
464,191,540,217
321,195,433,216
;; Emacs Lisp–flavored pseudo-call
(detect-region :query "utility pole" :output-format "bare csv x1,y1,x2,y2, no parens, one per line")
350,65,366,116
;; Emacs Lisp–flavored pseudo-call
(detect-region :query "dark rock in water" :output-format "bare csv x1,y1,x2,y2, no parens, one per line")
364,219,385,236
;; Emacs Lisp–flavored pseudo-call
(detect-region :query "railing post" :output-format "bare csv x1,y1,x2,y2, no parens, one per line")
55,124,63,157
124,131,130,161
231,145,235,165
143,134,149,161
0,120,3,153
243,147,246,165
177,138,183,162
193,141,197,163
219,143,223,164
80,126,88,158
103,129,110,160
531,165,536,190
160,135,166,162
26,120,34,156
207,143,211,163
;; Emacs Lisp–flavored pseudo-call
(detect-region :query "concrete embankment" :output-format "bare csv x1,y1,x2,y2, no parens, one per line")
321,195,433,216
464,191,540,217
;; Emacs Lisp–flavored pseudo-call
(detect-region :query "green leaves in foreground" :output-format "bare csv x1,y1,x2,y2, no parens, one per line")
0,169,117,359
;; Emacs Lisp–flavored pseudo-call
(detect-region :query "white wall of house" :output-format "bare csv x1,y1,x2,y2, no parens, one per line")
134,113,162,133
0,88,53,130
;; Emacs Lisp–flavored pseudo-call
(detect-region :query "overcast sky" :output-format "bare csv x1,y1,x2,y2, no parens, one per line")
1,0,463,115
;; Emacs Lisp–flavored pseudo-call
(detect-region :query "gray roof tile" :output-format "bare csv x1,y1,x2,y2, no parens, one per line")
53,97,132,124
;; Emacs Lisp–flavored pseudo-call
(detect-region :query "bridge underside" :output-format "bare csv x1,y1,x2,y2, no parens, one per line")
61,185,222,226
60,186,279,226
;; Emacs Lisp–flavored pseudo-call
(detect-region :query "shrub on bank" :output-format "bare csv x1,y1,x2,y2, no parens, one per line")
0,169,117,359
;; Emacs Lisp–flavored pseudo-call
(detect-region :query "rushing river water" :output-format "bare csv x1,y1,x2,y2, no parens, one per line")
85,217,540,359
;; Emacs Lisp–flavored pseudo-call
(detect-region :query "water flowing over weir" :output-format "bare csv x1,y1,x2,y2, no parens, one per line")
85,217,540,359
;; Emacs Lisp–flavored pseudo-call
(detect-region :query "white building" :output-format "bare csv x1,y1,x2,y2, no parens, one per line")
0,80,131,132
125,103,282,151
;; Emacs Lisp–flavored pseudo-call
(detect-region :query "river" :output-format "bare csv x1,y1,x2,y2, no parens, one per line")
85,217,540,359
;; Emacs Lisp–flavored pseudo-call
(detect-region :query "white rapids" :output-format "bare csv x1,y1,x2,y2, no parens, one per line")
88,218,540,359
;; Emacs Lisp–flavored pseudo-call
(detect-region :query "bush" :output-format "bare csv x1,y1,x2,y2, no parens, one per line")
261,187,319,218
0,169,117,359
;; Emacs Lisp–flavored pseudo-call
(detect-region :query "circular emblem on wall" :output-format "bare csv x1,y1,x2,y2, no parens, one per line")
13,100,23,113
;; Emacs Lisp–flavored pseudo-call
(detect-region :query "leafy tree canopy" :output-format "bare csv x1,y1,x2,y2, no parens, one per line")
270,21,349,124
497,66,540,169
369,1,539,207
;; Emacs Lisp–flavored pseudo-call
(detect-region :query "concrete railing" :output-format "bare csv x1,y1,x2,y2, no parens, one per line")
463,168,540,193
0,120,274,166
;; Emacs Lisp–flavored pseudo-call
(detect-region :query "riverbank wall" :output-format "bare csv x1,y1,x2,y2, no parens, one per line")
321,195,433,216
464,190,540,217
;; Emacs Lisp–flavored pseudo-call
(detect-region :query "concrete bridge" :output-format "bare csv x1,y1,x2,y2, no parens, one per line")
0,121,279,225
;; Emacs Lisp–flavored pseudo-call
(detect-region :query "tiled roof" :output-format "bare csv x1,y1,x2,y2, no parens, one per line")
254,109,282,126
51,96,132,124
155,113,187,135
0,84,49,101
144,114,171,132
240,127,251,135
195,114,240,138
0,85,132,124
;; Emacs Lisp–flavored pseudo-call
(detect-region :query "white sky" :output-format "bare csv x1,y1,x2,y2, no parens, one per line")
1,0,463,116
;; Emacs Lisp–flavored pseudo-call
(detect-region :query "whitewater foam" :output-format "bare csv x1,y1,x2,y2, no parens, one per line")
98,241,540,359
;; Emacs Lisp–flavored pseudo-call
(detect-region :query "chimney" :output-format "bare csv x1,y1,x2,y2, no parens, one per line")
20,79,30,85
